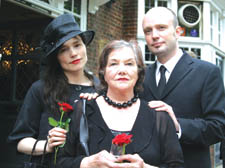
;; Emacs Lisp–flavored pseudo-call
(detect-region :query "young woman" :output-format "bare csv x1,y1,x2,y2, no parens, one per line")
8,13,98,167
58,40,184,168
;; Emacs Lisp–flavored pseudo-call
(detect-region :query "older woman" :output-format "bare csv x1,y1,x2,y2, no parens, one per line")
8,14,98,167
58,40,184,168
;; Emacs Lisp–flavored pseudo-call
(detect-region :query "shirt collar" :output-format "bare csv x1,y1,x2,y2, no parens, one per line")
156,49,183,75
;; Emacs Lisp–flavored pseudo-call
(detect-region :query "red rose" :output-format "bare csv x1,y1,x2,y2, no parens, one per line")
58,102,73,112
112,133,133,146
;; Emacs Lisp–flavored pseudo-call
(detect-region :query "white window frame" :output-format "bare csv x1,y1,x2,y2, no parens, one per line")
6,0,87,31
179,44,202,59
216,53,224,81
214,142,223,168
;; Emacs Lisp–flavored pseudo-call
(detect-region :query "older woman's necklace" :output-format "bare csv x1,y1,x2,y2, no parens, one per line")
103,93,138,109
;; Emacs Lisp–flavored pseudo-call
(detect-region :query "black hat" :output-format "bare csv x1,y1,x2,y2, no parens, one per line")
40,13,95,57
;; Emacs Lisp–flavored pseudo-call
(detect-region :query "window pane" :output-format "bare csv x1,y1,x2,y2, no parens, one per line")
158,1,167,7
210,11,213,41
64,0,81,14
16,59,40,100
191,48,201,59
145,0,154,13
0,32,13,57
0,60,12,101
216,55,224,79
180,47,189,51
145,45,156,62
16,31,37,56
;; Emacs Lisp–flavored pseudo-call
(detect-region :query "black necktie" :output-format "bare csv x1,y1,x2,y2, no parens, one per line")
158,65,166,96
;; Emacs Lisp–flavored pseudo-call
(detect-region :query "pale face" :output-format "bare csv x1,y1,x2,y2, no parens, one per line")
142,8,181,61
104,47,138,93
57,36,87,75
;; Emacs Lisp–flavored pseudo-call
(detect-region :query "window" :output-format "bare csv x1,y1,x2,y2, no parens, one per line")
0,29,41,102
145,45,156,63
145,0,168,13
216,53,224,79
190,48,201,59
210,10,213,42
64,0,82,24
180,47,201,59
214,143,223,168
210,10,222,46
218,17,222,47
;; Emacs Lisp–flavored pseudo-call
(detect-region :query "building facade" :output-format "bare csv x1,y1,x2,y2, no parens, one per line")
0,0,224,167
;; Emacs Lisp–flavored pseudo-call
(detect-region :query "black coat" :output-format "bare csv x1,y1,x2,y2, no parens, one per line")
141,52,225,168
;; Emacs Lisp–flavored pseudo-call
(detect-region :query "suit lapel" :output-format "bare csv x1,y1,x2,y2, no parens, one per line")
161,53,194,99
145,63,159,99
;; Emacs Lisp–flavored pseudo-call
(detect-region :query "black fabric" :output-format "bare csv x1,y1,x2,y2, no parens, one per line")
57,99,184,168
7,79,97,168
24,162,47,168
158,65,167,96
140,52,225,168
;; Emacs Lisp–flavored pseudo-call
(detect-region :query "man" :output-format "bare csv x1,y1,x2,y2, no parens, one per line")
141,7,225,168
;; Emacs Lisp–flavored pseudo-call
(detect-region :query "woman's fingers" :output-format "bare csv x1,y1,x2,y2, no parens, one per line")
148,101,172,113
79,93,99,100
115,154,145,168
47,127,67,150
48,127,67,138
81,150,119,168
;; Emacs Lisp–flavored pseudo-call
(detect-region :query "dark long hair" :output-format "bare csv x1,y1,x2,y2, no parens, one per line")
42,49,93,115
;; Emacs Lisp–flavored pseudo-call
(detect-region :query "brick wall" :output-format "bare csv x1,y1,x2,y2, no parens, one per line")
86,0,138,74
122,0,138,41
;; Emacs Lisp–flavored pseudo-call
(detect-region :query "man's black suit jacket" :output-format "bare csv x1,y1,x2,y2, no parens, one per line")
141,52,225,168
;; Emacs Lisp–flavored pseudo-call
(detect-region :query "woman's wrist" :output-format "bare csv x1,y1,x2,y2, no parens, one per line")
80,157,90,168
46,140,54,153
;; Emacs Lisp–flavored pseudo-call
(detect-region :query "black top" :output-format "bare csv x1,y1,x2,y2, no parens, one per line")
58,99,184,168
8,79,96,168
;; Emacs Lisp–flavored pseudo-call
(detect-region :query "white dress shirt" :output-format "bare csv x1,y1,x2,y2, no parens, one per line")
156,49,183,86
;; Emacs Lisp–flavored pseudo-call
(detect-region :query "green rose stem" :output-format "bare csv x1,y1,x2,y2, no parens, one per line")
54,109,65,165
122,144,126,155
58,109,65,127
